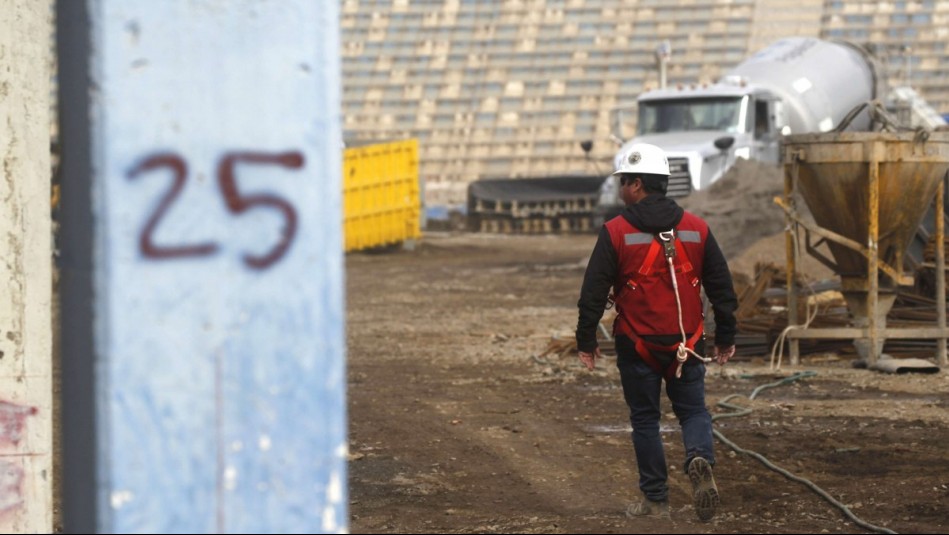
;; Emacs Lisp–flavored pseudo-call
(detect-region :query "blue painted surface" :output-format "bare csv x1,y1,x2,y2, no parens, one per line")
90,2,345,532
425,204,467,221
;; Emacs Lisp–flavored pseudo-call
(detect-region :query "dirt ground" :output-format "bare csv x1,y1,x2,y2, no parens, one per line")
347,232,949,534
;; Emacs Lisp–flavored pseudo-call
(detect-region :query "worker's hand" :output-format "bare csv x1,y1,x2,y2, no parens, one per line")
578,347,602,371
712,344,736,365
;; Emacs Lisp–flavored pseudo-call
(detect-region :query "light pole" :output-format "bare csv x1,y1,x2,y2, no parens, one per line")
656,40,671,89
903,44,912,86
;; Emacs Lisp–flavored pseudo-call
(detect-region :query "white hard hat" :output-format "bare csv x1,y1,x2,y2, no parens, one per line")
612,143,670,177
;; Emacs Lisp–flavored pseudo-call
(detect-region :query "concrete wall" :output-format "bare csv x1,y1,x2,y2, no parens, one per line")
0,0,54,533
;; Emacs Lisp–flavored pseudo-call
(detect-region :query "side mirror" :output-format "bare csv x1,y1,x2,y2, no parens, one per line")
714,136,735,151
580,140,593,154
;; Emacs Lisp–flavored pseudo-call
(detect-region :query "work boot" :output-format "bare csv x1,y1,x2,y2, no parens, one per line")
688,457,720,521
625,497,670,519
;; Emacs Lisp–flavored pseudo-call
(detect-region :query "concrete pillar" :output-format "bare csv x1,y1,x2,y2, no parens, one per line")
0,1,55,533
58,1,346,532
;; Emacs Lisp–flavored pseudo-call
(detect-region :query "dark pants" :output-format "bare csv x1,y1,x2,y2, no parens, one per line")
615,335,715,502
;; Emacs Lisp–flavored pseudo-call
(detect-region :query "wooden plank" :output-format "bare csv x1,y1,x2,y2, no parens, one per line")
787,327,949,339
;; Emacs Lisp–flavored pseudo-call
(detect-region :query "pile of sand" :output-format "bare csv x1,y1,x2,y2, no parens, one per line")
678,159,836,281
727,232,835,281
678,158,786,259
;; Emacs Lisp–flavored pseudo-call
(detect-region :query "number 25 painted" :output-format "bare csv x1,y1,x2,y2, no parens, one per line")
127,151,303,270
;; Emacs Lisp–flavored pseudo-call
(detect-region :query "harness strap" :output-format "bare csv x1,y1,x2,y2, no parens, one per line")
613,231,698,309
630,326,705,381
637,239,663,276
617,232,694,299
635,233,697,278
673,239,695,278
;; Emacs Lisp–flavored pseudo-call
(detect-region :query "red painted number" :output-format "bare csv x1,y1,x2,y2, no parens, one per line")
128,150,304,270
218,152,302,270
127,153,219,259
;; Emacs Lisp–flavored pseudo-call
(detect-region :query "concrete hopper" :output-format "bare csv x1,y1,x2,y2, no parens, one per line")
780,131,949,367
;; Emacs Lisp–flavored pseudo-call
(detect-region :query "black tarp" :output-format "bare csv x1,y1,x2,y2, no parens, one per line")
467,175,604,204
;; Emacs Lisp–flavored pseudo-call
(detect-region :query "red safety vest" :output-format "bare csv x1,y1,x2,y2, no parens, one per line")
605,212,708,379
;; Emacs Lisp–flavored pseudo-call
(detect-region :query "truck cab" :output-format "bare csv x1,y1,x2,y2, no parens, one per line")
596,82,785,222
627,81,787,191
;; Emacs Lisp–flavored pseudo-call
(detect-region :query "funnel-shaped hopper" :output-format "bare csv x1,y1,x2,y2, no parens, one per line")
785,132,949,285
784,132,949,363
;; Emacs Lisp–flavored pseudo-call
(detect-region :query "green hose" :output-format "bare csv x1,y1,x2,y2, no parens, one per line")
713,371,897,535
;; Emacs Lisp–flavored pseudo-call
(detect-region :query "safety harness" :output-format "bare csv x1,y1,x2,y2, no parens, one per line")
610,229,712,380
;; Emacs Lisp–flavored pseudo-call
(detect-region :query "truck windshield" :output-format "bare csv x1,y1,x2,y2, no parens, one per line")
638,97,744,135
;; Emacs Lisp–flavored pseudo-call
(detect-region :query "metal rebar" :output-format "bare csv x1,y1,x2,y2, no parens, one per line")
936,176,946,366
868,142,881,367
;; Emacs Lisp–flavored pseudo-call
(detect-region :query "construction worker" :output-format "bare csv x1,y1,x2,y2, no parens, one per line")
575,143,737,522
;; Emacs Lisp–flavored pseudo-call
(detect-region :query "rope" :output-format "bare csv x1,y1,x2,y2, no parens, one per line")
769,222,821,371
665,253,711,379
713,372,897,534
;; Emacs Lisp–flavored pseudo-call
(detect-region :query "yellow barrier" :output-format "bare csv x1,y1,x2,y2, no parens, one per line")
343,139,421,252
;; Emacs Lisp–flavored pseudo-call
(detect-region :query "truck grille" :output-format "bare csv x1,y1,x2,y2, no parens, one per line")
667,158,692,197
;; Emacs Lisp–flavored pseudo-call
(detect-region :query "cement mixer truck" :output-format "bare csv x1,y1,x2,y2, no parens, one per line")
595,37,885,222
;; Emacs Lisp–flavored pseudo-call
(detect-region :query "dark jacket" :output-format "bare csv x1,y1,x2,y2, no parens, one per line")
576,194,738,352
